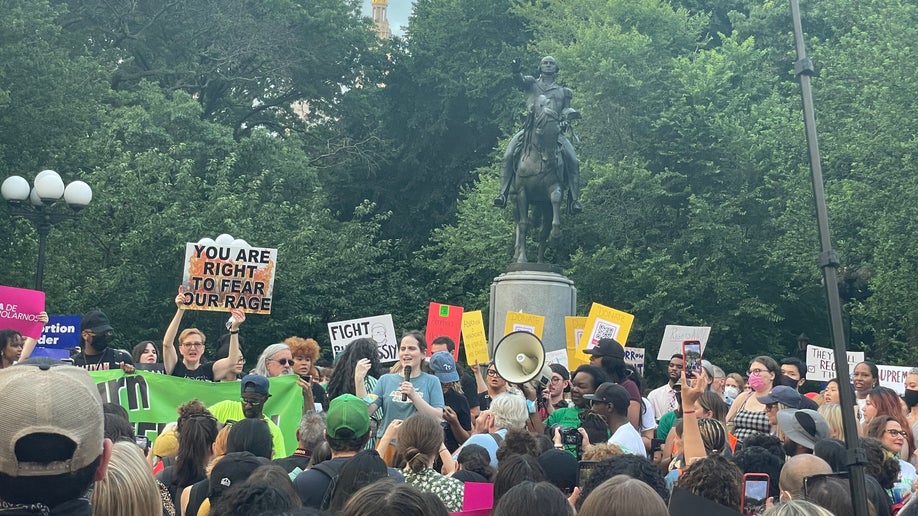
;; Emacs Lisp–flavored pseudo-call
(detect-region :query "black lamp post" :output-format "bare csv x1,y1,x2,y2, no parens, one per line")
2,170,92,291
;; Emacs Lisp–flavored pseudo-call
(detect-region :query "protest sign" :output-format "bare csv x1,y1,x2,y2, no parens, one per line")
425,302,464,360
583,303,634,350
545,348,568,368
877,365,911,395
181,243,277,314
36,315,81,349
328,314,398,362
625,347,645,376
503,311,545,339
0,285,45,339
90,370,302,454
805,344,864,382
657,325,711,361
565,316,588,370
461,310,489,365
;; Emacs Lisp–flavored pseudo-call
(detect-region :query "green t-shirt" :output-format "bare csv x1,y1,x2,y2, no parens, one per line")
656,410,677,441
545,406,584,456
208,400,287,458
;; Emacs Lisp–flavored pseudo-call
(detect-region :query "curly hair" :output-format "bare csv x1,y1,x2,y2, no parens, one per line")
496,428,541,462
732,445,784,499
743,433,786,462
676,454,742,511
456,444,495,481
861,437,900,489
396,414,443,474
285,336,320,363
326,338,381,400
577,455,666,510
582,443,624,461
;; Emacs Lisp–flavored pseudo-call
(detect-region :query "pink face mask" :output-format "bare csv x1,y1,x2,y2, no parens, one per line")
747,372,767,391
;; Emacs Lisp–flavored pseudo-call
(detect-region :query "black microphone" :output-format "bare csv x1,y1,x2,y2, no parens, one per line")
402,365,412,402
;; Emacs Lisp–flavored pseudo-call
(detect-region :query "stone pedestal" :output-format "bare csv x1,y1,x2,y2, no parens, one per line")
488,266,577,357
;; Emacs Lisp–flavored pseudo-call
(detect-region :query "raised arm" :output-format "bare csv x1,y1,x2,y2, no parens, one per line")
19,311,48,362
161,287,186,375
355,358,371,398
211,309,245,381
680,370,709,464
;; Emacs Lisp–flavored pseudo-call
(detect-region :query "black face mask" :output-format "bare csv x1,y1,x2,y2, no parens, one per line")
91,331,113,351
905,389,918,410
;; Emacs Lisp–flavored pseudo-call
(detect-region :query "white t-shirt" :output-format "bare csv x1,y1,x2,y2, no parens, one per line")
640,398,657,433
609,422,647,457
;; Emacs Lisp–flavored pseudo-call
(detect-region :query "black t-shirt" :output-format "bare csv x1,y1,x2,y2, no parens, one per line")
311,382,329,411
443,388,472,452
460,371,480,410
135,363,166,374
274,449,312,474
171,361,216,382
72,347,133,372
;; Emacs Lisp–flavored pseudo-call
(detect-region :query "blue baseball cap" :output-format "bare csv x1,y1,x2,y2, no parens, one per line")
429,351,460,383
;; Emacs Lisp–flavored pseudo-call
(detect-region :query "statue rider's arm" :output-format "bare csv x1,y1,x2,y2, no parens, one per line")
511,59,535,92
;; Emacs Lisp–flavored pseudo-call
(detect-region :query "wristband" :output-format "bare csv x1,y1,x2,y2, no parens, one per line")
682,410,695,415
229,329,239,334
526,399,536,414
554,444,564,449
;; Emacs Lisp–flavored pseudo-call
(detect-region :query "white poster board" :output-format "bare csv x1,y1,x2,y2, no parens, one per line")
328,314,398,362
805,344,864,382
657,325,711,361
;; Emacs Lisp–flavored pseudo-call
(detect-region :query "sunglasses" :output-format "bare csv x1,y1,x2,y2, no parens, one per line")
765,403,778,411
589,399,609,408
241,397,266,406
270,358,293,366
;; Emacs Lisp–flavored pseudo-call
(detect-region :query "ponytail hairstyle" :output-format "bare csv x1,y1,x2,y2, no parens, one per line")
395,414,443,474
174,399,219,487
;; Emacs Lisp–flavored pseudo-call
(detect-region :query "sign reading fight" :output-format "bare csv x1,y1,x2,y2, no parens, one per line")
327,314,398,362
181,243,277,313
806,344,864,382
0,285,45,339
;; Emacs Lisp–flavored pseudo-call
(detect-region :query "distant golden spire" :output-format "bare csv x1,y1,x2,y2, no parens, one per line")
371,0,392,39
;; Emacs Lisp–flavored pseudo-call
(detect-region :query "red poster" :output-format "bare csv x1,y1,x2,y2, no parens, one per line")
425,302,463,360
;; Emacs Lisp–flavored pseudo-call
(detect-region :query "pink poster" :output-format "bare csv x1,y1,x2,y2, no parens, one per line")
0,285,46,339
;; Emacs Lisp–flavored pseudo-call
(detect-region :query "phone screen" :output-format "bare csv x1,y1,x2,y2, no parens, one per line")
682,340,702,378
135,436,149,451
577,461,598,487
743,475,769,515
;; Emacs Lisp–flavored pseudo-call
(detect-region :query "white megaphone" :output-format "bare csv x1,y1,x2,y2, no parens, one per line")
493,331,553,388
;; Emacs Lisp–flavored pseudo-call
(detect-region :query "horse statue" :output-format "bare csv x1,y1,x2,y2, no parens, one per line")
510,95,564,264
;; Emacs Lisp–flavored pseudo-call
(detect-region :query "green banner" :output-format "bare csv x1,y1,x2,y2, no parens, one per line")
88,371,304,454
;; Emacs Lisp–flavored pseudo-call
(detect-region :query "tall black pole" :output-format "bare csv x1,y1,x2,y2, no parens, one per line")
35,218,50,291
789,1,868,514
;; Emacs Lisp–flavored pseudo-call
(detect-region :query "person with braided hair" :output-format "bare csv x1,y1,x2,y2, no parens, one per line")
396,413,464,512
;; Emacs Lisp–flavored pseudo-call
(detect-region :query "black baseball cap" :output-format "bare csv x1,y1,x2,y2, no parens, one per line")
582,338,625,359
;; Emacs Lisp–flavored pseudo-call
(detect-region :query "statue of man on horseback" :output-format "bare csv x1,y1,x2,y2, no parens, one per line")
494,56,582,214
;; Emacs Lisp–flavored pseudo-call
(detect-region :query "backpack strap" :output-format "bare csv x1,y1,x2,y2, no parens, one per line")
490,432,504,447
312,460,346,510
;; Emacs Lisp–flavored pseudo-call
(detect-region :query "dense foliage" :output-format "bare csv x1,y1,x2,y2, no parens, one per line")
2,0,917,380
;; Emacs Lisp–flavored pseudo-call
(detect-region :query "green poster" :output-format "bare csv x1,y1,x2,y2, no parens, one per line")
89,370,304,454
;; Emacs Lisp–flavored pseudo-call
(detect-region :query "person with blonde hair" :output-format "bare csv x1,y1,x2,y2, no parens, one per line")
763,500,835,516
578,474,667,516
92,440,162,516
162,287,245,381
817,403,845,441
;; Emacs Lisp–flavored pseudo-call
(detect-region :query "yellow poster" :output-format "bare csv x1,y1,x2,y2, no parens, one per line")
583,303,635,351
503,311,545,339
460,310,490,365
565,316,588,369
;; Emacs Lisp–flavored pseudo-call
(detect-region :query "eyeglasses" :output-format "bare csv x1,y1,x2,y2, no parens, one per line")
241,397,266,406
181,342,204,348
747,368,767,376
270,358,293,366
487,370,500,377
550,377,563,385
765,403,778,411
886,429,908,437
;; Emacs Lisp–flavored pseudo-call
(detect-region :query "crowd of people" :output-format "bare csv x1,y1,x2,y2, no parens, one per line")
3,305,918,515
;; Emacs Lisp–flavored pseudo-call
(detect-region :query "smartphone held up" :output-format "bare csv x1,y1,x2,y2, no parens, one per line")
682,340,702,379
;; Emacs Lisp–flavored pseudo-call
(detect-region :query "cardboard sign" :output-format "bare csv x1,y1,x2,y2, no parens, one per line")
583,303,634,349
36,315,81,349
181,243,277,314
461,310,489,365
503,312,545,339
565,316,588,370
805,344,864,382
625,347,645,376
0,285,46,339
425,302,464,360
878,365,911,395
657,325,711,361
328,314,398,362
